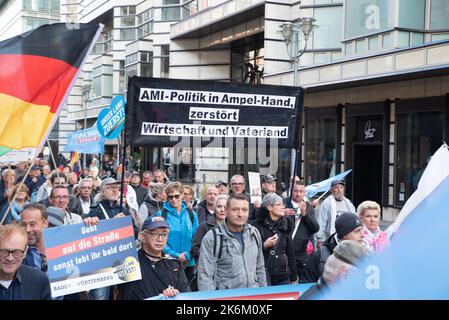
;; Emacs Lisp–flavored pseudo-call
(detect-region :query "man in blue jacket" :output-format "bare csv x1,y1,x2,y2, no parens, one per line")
0,223,51,300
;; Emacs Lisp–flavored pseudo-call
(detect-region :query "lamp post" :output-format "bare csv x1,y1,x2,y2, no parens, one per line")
82,84,90,169
279,17,317,193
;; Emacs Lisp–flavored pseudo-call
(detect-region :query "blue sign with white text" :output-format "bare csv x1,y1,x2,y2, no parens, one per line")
43,217,141,298
97,95,126,139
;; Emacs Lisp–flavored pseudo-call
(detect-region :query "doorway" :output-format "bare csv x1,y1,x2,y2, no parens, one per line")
352,144,383,208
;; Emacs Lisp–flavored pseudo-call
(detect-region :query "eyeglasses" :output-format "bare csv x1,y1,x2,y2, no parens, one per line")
167,194,181,200
231,183,244,186
144,231,169,239
52,195,69,200
0,248,26,259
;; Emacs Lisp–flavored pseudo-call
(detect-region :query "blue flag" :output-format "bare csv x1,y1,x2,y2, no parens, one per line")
64,125,104,154
317,144,449,299
305,169,352,199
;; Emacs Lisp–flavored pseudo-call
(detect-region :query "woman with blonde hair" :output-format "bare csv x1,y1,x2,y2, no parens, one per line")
357,200,389,253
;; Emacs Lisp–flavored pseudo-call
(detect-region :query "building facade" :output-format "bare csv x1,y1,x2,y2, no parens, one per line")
0,0,69,160
57,0,449,220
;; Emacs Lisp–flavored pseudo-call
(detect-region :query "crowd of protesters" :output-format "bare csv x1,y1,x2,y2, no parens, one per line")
0,156,389,300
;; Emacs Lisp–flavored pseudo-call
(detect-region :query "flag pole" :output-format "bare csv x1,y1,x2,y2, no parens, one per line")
288,106,303,205
118,104,127,212
47,139,60,179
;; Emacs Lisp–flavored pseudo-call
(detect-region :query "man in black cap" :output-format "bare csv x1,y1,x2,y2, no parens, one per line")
261,174,278,198
300,239,371,299
118,216,190,299
315,179,356,248
302,212,365,282
215,181,228,195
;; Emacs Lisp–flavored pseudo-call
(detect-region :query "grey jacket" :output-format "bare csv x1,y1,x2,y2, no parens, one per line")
197,221,267,291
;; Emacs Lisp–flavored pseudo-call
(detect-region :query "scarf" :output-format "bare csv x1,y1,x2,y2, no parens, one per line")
10,200,29,222
362,225,389,253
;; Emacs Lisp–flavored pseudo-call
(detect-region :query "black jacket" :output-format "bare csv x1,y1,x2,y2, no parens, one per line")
302,234,339,282
119,250,191,300
194,200,214,224
285,200,319,264
88,199,137,237
0,265,51,300
142,195,164,217
252,209,298,284
130,183,148,207
190,214,217,261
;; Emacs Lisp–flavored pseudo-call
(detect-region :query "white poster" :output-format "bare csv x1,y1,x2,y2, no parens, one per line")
248,172,262,204
0,148,35,164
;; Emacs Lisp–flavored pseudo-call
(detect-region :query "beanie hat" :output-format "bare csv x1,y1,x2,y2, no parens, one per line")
332,240,371,266
335,212,363,240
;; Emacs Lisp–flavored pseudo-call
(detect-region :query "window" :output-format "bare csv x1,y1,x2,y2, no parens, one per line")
313,52,329,64
345,42,353,56
161,45,170,78
119,61,125,93
345,0,392,39
120,6,136,16
305,117,337,185
382,33,391,48
398,0,425,29
125,52,138,66
121,16,135,27
161,7,180,20
313,6,342,49
430,0,449,29
120,28,136,41
368,36,379,50
355,39,365,54
398,31,410,48
431,33,449,42
395,111,443,206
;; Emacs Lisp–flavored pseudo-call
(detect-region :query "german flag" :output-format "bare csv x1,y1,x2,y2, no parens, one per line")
0,23,102,150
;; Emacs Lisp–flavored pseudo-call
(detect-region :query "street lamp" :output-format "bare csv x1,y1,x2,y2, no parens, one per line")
279,17,317,193
279,17,318,86
82,84,91,169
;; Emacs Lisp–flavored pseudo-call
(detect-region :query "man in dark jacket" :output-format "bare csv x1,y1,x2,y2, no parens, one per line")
24,165,45,200
0,223,51,300
194,186,218,224
130,172,148,207
284,181,319,282
119,216,190,299
302,212,365,282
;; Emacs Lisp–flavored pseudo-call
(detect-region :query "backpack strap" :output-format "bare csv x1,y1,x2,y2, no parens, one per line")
212,226,223,261
161,208,168,220
187,207,194,225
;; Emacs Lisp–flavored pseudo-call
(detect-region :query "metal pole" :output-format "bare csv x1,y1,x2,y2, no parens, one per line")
83,98,87,169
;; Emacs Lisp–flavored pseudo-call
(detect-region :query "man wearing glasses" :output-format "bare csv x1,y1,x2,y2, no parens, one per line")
48,186,83,225
119,216,190,299
0,223,51,300
229,175,257,223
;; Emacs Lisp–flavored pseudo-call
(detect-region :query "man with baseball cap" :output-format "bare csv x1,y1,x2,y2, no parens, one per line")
24,165,45,200
261,175,278,197
215,181,228,195
119,216,191,299
302,212,366,282
315,179,356,249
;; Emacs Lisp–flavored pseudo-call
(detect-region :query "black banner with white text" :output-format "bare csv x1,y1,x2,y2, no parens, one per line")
126,77,304,148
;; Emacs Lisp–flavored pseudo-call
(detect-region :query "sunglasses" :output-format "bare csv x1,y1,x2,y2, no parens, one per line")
167,194,181,200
